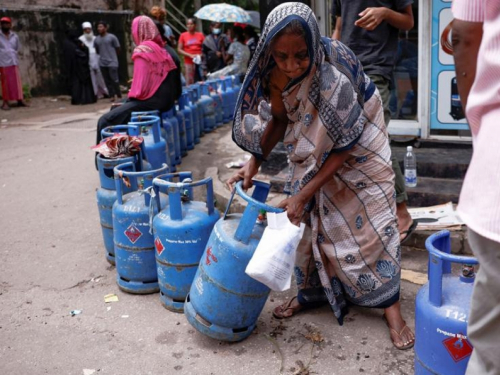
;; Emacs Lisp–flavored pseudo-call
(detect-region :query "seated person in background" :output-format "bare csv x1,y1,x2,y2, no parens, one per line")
208,26,250,79
96,16,181,144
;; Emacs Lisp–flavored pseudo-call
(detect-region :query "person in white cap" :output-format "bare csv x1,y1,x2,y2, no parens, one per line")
79,22,109,99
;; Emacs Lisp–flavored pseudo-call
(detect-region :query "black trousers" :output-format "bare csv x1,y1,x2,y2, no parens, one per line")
100,66,121,98
96,69,180,144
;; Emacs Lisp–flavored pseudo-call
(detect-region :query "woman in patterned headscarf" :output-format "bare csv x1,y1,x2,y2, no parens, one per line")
227,3,414,350
95,16,181,144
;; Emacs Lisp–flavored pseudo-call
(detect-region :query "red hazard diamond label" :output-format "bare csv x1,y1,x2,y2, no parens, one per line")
443,335,473,362
124,223,142,244
155,237,165,256
205,247,218,266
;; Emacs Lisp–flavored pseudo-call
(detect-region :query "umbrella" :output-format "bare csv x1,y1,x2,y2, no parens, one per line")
194,3,252,23
246,10,260,29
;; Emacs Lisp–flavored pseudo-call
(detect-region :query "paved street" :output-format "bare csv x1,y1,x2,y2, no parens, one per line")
0,102,425,375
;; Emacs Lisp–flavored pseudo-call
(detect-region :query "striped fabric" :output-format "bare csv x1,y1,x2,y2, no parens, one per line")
452,0,500,243
233,3,401,324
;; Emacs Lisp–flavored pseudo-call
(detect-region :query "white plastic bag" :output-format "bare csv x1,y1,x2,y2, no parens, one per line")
245,212,306,291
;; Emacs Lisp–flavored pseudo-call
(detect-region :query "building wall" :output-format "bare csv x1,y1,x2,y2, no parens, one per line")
0,0,158,12
1,7,135,96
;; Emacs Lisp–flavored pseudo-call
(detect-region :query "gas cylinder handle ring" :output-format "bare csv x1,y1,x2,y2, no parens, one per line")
153,173,215,218
114,162,168,205
128,115,162,143
425,230,479,265
235,181,284,214
101,124,134,139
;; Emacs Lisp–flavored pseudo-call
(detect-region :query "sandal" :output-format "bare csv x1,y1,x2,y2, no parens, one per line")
400,220,418,245
383,314,415,350
1,104,10,111
272,296,303,319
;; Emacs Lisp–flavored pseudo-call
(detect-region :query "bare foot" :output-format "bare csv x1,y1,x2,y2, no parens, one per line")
397,202,414,242
384,301,415,349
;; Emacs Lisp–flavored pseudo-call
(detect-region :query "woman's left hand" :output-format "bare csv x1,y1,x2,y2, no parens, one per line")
277,194,307,227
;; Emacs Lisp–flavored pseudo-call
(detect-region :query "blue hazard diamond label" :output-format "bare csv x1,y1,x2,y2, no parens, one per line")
125,223,143,244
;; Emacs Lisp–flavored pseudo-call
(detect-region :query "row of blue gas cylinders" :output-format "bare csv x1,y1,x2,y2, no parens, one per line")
99,151,279,341
97,162,483,367
96,76,242,264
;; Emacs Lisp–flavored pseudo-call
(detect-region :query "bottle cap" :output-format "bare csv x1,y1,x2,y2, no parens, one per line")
407,146,413,152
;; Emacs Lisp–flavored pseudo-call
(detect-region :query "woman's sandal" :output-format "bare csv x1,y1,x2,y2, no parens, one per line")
383,314,415,350
400,220,418,245
272,296,303,319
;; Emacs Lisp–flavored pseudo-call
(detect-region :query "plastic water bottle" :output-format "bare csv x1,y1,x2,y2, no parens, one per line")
404,146,417,187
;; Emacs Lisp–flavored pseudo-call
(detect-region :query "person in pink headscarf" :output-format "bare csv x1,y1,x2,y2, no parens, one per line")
96,15,182,144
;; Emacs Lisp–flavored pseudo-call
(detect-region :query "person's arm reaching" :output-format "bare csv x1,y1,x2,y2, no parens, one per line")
355,4,414,31
452,20,483,111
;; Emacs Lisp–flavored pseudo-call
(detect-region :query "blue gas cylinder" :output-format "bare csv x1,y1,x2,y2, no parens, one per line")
207,80,224,127
112,162,169,294
131,110,161,135
218,78,231,124
163,110,181,167
128,115,168,171
131,111,168,155
192,84,205,138
96,155,139,265
186,88,201,144
199,83,216,133
152,173,220,312
415,230,479,374
174,106,187,157
184,181,283,341
157,113,177,172
231,74,242,97
130,115,172,171
222,77,236,121
100,124,152,172
179,92,194,150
